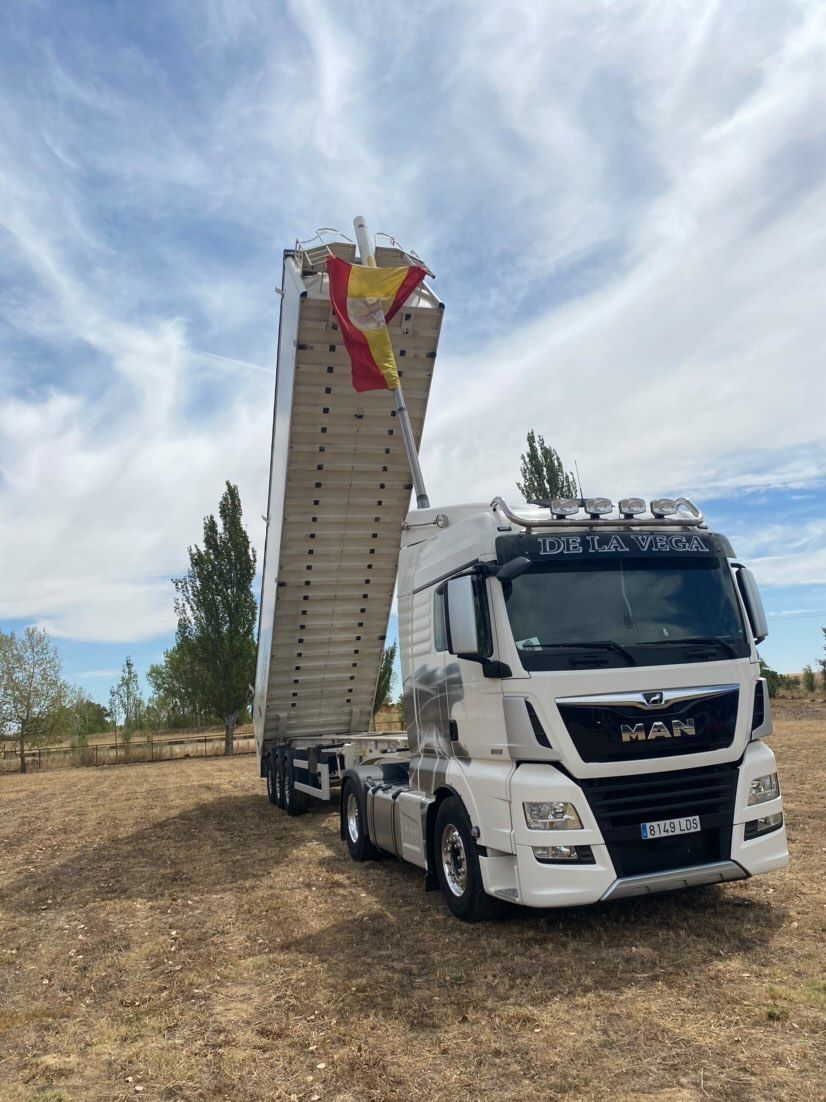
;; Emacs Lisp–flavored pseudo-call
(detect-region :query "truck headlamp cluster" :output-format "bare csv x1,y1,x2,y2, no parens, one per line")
523,801,583,830
748,772,779,805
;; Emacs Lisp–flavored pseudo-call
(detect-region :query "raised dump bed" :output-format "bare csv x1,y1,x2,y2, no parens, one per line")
254,238,443,763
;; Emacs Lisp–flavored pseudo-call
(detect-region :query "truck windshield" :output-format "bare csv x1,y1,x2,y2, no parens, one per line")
502,557,749,670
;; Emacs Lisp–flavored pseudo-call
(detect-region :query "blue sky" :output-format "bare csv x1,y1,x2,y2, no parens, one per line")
1,0,824,705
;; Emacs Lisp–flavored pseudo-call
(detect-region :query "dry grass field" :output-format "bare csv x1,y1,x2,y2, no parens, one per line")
0,703,823,1102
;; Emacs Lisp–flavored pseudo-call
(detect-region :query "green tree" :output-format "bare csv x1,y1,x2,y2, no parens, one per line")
147,640,209,729
173,482,257,755
0,627,70,773
109,657,144,745
58,690,108,749
516,430,578,503
759,656,781,699
802,665,815,693
819,627,826,691
373,642,397,717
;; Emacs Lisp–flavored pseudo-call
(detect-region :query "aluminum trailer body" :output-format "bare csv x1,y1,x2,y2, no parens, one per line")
253,236,443,810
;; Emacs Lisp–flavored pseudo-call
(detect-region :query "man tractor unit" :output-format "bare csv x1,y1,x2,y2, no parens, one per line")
253,220,788,921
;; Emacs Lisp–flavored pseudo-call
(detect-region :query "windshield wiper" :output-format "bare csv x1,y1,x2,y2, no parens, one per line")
529,640,637,665
636,636,739,658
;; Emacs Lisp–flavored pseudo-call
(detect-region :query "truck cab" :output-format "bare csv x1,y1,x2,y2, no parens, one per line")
341,495,788,919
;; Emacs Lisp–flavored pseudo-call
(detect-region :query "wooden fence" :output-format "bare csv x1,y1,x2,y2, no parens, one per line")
0,730,256,775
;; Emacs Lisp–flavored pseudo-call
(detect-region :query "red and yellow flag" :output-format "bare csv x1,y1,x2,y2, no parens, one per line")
326,255,427,392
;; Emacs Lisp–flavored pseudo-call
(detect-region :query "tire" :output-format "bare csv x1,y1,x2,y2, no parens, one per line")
284,751,309,817
434,796,499,922
265,753,279,805
341,779,381,862
274,751,286,809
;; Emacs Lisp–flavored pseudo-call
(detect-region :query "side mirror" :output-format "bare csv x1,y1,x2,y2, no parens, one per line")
736,566,768,643
445,575,481,657
496,555,532,582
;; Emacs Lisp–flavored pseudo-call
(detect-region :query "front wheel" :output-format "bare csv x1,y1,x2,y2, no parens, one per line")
434,797,499,922
341,779,381,862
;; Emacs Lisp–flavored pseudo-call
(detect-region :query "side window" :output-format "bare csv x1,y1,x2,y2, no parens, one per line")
434,588,447,652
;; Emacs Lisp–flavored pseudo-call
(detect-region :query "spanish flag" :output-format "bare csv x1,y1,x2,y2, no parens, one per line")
326,255,427,392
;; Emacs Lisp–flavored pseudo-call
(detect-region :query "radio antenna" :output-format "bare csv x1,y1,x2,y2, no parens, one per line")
574,459,584,505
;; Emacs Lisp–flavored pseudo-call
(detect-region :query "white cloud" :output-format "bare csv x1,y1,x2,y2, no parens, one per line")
0,0,824,647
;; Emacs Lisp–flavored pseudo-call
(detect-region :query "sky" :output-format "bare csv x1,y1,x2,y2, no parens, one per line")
0,0,824,705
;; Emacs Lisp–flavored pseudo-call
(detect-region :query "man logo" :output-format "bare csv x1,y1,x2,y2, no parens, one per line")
642,691,664,707
620,719,696,742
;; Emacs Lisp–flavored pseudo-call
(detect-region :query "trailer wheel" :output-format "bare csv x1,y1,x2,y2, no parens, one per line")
284,751,309,817
341,779,381,861
274,752,286,809
434,797,499,922
265,753,279,806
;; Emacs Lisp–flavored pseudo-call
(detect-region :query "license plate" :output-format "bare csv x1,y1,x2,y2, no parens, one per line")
641,815,700,840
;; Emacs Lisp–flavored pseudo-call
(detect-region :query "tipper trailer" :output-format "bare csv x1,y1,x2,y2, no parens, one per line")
254,222,788,921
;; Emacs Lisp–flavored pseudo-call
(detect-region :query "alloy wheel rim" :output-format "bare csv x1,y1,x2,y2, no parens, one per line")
441,824,468,897
347,793,360,844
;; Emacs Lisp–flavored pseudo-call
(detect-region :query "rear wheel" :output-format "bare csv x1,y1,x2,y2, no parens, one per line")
265,753,279,805
284,751,309,817
434,797,498,922
341,779,381,861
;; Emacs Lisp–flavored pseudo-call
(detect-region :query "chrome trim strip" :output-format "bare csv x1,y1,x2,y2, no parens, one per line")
555,684,739,710
491,496,705,530
601,860,746,901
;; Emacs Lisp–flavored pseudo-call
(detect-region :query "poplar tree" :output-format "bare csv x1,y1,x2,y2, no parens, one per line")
373,642,397,716
516,430,578,503
173,482,257,755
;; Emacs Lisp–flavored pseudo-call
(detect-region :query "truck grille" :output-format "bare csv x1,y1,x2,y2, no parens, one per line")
557,687,739,763
579,763,738,878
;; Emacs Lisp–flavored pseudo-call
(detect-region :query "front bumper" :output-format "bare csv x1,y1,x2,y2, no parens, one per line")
493,742,788,908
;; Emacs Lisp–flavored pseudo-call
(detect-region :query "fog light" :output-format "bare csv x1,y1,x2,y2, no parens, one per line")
533,844,595,864
550,498,579,518
650,498,678,518
748,773,779,805
744,812,783,840
619,497,646,518
585,497,613,518
523,801,583,830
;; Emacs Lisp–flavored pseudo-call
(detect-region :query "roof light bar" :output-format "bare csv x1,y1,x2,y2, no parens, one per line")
550,497,580,519
619,497,646,519
491,497,705,530
650,498,678,519
585,497,613,519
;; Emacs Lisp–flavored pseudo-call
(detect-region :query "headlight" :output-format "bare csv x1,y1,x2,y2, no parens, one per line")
523,801,583,830
748,773,779,805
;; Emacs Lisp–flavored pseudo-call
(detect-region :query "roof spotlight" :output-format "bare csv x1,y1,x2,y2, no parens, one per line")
650,498,678,518
550,498,580,519
619,497,646,519
585,497,614,519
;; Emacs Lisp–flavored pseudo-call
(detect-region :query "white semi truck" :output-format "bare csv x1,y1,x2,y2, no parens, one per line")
254,223,788,921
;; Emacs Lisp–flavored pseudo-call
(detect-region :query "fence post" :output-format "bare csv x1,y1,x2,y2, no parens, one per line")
38,748,42,769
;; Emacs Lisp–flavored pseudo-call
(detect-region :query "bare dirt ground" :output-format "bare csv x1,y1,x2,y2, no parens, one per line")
0,702,823,1102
